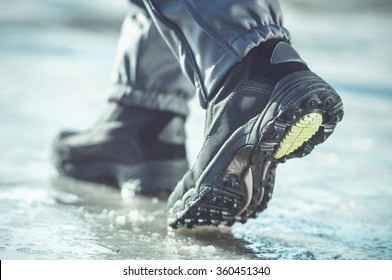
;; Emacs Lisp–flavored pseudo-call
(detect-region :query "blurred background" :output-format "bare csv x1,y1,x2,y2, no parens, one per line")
0,0,391,259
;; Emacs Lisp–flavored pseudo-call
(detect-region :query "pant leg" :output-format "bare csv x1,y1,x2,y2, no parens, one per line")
142,0,291,108
108,3,194,116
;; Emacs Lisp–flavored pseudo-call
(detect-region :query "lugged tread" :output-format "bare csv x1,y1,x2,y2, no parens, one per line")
273,113,323,159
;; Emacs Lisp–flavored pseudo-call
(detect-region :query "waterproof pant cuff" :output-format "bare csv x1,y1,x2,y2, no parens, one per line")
108,84,190,116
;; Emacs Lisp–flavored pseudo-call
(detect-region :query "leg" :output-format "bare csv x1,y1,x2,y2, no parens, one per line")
52,4,194,194
143,0,344,227
143,0,291,106
108,4,194,115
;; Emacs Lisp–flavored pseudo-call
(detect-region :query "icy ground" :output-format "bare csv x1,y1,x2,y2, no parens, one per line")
0,0,391,259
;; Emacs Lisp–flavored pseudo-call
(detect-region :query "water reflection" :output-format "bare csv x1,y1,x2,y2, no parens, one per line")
50,177,257,259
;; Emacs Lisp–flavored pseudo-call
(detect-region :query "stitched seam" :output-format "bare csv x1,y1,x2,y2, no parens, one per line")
200,85,270,158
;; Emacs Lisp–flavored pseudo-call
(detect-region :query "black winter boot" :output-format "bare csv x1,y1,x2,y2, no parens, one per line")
167,40,344,228
52,103,188,194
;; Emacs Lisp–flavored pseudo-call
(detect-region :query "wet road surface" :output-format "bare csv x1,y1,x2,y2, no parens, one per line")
0,0,391,259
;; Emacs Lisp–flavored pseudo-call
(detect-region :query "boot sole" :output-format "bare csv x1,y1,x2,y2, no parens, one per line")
58,159,188,194
168,71,344,228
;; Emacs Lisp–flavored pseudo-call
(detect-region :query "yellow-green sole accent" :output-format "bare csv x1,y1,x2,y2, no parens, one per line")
273,113,323,159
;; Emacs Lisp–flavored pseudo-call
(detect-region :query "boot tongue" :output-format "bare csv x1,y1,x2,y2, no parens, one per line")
270,41,307,65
